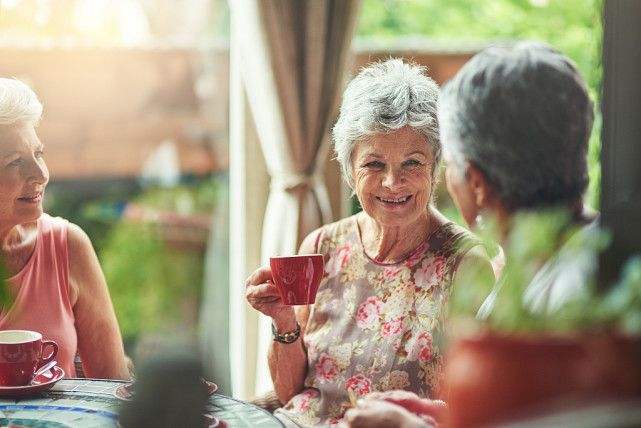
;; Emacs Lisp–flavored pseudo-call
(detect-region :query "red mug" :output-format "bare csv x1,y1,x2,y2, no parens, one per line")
270,254,324,305
0,330,58,386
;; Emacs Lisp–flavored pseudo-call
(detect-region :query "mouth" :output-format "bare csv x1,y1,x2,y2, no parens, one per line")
17,192,43,204
375,194,412,207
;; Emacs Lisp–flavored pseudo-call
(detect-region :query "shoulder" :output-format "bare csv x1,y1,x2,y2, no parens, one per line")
66,222,100,284
66,222,94,257
427,209,482,259
299,214,359,254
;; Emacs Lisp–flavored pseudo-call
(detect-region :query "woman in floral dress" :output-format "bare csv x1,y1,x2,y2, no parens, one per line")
344,43,598,428
245,59,494,427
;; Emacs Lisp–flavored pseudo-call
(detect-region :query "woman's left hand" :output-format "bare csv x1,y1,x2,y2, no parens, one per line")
344,399,434,428
364,390,447,422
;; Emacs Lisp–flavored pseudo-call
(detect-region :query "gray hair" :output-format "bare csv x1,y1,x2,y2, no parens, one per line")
0,78,43,126
439,41,593,211
332,59,440,188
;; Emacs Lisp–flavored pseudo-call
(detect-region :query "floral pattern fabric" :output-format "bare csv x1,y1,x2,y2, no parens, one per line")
275,213,480,427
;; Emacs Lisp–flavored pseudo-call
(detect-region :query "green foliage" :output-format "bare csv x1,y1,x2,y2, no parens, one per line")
134,179,219,215
100,221,204,342
99,178,219,342
358,0,603,209
600,256,641,335
0,258,12,311
451,208,641,335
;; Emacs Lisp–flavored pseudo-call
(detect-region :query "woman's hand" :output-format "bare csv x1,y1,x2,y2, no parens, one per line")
364,391,447,422
245,266,295,327
344,399,433,428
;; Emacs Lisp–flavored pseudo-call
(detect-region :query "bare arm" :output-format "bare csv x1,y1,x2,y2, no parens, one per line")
68,223,130,380
245,231,319,404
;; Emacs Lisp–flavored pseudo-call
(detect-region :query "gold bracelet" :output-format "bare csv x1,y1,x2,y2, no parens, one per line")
271,322,301,344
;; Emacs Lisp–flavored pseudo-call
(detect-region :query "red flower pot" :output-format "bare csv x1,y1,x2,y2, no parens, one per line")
444,332,641,427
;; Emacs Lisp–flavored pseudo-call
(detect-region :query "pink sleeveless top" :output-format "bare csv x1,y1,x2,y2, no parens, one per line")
0,214,77,377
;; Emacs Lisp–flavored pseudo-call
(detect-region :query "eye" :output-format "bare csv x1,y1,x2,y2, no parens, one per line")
363,160,385,169
402,159,422,168
7,158,22,167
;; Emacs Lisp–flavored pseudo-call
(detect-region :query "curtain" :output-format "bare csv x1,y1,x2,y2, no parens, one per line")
229,0,361,395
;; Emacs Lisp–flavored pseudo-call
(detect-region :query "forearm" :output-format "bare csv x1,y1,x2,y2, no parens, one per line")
268,314,308,404
76,317,130,380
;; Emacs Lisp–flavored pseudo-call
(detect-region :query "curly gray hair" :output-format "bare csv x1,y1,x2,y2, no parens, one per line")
332,59,440,188
439,42,593,210
0,78,43,126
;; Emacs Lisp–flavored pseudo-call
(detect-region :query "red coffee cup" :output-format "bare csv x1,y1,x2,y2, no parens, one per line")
0,330,58,386
270,254,324,305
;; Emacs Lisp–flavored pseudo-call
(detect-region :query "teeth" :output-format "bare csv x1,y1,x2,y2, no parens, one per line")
379,196,409,203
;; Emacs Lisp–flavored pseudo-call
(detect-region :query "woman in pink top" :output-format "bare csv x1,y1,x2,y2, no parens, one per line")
0,78,130,379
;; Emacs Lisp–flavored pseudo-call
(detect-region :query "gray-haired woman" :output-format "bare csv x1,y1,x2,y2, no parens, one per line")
344,42,597,428
245,59,493,427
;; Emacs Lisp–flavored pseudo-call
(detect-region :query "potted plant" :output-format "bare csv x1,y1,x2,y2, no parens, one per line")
444,211,641,427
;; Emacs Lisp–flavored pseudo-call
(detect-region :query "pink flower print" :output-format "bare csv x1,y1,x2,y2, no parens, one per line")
292,389,319,412
325,244,352,277
382,265,402,281
413,256,447,291
328,417,342,426
381,317,404,338
315,353,339,382
408,331,433,362
405,242,428,268
356,296,383,329
345,374,373,397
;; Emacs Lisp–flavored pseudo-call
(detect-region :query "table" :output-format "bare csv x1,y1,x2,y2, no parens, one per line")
0,378,283,428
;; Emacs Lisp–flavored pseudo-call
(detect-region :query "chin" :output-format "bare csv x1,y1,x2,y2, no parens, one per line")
16,208,44,224
375,210,422,227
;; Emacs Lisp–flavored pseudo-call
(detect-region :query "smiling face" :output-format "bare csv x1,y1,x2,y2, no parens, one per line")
0,123,49,227
351,126,434,228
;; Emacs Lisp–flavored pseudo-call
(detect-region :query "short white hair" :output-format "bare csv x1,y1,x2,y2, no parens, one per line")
0,78,43,126
332,59,440,188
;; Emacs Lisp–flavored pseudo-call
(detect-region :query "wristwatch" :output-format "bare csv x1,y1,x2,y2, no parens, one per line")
271,322,301,344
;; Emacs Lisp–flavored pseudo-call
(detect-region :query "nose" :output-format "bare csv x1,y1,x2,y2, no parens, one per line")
25,157,48,186
382,167,403,189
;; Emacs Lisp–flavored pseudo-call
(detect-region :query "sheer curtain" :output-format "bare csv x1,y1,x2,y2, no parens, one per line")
229,0,361,395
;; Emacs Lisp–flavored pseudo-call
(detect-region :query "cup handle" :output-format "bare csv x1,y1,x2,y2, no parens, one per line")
37,340,58,370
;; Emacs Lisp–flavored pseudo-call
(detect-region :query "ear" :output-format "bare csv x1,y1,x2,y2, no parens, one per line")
465,163,493,209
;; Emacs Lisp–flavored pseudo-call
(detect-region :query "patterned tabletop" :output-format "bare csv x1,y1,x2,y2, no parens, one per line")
0,378,283,428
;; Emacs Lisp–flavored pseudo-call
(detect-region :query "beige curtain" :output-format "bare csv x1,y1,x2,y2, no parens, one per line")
229,0,361,395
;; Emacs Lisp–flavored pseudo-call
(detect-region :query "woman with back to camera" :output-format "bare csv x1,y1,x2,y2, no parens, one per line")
245,59,494,427
0,78,130,379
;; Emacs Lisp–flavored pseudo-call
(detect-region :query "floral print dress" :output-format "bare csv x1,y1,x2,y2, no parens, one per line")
275,213,481,427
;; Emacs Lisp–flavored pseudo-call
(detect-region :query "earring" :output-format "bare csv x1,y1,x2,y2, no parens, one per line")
475,213,485,230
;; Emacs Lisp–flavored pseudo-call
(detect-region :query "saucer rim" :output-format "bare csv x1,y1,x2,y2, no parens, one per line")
0,365,65,391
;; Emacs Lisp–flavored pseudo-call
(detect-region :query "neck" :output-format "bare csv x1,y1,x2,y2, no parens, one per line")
498,200,594,246
0,221,30,253
360,210,432,263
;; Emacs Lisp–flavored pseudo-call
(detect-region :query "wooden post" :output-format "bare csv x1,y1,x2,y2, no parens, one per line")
599,0,641,288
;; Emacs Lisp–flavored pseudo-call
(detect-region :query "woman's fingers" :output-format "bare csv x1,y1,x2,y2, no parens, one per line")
246,281,280,300
245,266,273,287
344,399,430,428
366,390,419,402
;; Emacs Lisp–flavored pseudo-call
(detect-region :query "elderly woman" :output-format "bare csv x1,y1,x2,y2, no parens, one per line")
344,42,597,427
245,59,493,427
0,78,130,379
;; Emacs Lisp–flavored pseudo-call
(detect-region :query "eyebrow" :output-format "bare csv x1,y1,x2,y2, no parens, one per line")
1,151,19,160
405,151,427,158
